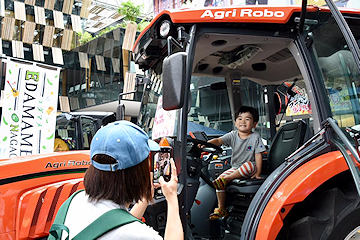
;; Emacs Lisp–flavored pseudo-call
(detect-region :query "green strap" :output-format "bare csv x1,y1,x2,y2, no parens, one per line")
48,190,84,240
48,224,70,240
73,209,143,240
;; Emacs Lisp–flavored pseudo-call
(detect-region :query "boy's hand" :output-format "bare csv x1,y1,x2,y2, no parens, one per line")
251,174,263,179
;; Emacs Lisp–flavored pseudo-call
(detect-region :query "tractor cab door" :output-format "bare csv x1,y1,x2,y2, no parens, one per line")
299,0,360,194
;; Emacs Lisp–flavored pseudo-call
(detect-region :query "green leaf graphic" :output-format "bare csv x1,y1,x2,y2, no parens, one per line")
11,113,19,122
9,70,12,74
8,108,11,110
55,75,58,78
3,136,7,141
2,116,8,125
47,78,53,86
46,119,49,123
43,146,46,149
46,133,54,140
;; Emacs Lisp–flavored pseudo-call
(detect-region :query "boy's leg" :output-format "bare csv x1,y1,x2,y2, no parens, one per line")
224,162,257,181
216,163,255,208
216,190,226,209
212,168,237,189
209,190,227,220
210,169,236,220
210,162,256,220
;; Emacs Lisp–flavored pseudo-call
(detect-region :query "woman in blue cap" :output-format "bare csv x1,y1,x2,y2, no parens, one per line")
53,121,182,239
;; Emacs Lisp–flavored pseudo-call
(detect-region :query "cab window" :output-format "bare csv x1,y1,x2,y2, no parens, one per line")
81,117,96,150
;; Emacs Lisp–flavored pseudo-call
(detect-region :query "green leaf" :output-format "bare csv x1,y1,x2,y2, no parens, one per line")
55,75,58,78
47,78,53,86
9,70,12,74
3,136,7,141
43,146,46,149
46,133,54,140
2,116,8,125
11,113,19,122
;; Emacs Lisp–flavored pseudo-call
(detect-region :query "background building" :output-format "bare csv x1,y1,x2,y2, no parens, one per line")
61,27,143,117
0,0,150,118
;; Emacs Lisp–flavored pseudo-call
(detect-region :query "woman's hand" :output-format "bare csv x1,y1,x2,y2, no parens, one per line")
160,158,183,240
159,158,178,201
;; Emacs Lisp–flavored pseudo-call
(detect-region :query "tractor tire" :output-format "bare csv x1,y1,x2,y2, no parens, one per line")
277,171,360,240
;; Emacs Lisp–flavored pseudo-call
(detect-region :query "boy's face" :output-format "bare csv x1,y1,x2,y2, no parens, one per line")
235,112,257,133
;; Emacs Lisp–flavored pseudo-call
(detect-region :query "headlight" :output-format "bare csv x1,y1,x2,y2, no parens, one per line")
159,20,171,38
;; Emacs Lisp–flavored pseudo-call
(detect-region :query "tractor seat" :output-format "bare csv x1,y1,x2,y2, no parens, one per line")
226,120,309,195
227,178,266,194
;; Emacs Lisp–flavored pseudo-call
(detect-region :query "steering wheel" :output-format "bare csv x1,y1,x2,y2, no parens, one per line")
186,136,222,153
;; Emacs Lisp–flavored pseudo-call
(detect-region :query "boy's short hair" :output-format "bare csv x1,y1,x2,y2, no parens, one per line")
84,154,152,206
235,106,259,123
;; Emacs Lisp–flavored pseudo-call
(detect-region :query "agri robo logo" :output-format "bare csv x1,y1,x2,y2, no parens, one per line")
200,9,285,20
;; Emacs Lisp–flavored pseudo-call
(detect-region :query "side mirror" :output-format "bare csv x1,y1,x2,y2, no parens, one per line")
162,52,187,110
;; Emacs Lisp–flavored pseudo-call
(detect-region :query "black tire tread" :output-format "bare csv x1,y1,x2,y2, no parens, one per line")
277,171,360,240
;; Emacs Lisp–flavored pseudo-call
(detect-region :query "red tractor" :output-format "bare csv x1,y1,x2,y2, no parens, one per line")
2,0,360,239
133,0,360,239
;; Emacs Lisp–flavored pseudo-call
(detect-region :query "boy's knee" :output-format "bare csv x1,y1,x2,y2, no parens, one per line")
238,162,256,177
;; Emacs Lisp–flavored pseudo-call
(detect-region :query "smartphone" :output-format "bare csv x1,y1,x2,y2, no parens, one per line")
153,147,172,182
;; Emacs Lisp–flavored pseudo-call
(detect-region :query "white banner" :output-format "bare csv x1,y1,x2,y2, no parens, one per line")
152,96,178,140
0,60,60,159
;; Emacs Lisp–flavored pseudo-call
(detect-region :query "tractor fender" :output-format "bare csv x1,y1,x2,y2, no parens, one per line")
255,150,352,240
0,151,89,239
15,179,84,240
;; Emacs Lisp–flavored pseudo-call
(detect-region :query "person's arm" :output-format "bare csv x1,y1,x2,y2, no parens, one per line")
208,137,224,146
130,198,148,220
199,137,224,149
130,172,157,219
251,153,263,179
159,158,183,240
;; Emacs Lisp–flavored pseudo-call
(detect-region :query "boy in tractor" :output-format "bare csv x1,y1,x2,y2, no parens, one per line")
206,106,266,220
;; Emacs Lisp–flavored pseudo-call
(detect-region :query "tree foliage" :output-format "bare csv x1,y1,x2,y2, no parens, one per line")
75,1,153,47
98,24,121,37
77,31,94,44
137,19,151,31
117,0,141,23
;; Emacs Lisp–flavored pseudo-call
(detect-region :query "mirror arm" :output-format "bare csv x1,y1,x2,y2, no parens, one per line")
177,26,189,44
118,90,138,103
167,36,184,56
167,26,189,56
298,0,308,33
117,73,149,104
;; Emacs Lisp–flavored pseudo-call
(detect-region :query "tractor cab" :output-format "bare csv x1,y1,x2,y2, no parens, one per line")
134,1,360,239
55,111,115,150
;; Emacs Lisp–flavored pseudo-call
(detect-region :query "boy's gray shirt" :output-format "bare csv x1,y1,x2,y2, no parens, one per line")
220,130,265,168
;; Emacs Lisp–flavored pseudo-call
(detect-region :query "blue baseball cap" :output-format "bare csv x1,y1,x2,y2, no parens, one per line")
90,120,160,171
